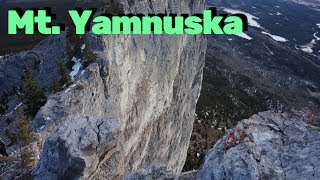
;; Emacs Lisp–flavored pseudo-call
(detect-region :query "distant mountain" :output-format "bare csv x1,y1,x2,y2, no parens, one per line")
0,0,98,55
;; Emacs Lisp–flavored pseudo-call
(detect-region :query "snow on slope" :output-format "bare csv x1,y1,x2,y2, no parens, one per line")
70,57,81,79
314,32,320,41
223,8,262,29
300,37,319,53
222,8,290,43
261,31,288,42
300,41,316,53
298,27,320,53
236,33,253,40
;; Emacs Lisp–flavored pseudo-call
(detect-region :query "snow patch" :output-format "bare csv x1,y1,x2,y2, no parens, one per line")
236,33,253,40
313,32,320,40
263,43,274,55
1,102,23,117
70,57,82,79
276,12,282,15
65,88,71,93
299,32,320,54
261,31,288,42
80,70,86,77
305,81,317,88
223,8,262,29
81,44,86,53
317,23,320,28
300,40,316,53
14,102,23,110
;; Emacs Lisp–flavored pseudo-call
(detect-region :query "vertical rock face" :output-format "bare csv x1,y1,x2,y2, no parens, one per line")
32,0,206,179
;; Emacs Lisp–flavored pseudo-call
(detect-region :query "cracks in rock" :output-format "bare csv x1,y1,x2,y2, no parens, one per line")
250,114,289,178
85,117,102,151
278,133,287,178
85,118,113,179
88,145,118,180
98,62,110,100
265,124,285,135
96,121,104,151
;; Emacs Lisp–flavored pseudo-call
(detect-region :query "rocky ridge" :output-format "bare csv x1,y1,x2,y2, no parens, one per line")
197,109,320,179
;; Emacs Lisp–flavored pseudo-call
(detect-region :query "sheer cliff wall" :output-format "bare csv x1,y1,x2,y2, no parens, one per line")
32,0,207,179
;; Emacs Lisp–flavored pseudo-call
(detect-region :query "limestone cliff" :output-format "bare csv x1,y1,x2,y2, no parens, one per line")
31,0,206,179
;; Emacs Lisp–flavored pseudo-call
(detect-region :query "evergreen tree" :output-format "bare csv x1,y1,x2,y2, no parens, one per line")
106,0,124,15
0,92,9,115
20,148,34,166
83,36,97,68
5,128,18,145
16,109,32,146
21,63,47,118
50,76,61,93
66,39,73,62
66,15,83,59
66,15,81,45
59,63,71,87
6,118,12,125
16,109,34,166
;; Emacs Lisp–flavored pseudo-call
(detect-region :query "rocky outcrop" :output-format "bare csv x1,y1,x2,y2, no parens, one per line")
0,34,66,96
125,109,320,179
197,109,320,179
32,0,206,179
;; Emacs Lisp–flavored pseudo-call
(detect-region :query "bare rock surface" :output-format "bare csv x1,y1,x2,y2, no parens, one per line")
196,109,320,180
31,0,206,179
0,34,66,96
123,164,176,180
125,109,320,179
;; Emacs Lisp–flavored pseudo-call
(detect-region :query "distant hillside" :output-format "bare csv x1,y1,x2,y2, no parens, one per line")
0,0,104,55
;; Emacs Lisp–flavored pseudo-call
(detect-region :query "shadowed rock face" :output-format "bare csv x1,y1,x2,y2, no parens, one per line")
32,0,206,179
0,139,8,156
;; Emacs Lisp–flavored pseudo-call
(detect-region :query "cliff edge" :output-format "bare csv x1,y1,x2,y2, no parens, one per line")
31,0,207,179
